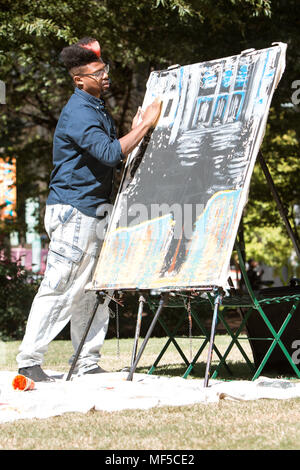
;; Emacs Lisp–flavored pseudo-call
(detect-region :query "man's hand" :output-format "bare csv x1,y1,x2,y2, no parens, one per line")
143,97,162,128
132,97,162,129
120,97,162,157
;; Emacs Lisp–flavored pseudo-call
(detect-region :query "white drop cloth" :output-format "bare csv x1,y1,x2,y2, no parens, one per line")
0,371,300,423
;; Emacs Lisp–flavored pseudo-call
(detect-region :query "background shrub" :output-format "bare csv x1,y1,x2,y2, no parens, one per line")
0,253,40,340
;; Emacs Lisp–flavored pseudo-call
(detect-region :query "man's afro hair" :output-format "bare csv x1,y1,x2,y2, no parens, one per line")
60,38,100,71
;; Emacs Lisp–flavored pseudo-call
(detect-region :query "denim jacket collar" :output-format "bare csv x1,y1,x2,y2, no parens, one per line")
74,87,105,108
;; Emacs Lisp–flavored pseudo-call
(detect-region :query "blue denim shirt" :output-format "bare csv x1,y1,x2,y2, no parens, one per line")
47,87,124,217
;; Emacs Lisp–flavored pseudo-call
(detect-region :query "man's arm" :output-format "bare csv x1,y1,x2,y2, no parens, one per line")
66,105,124,167
66,97,162,165
119,97,162,157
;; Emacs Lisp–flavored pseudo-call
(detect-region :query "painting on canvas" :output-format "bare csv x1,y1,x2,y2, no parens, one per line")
91,44,286,291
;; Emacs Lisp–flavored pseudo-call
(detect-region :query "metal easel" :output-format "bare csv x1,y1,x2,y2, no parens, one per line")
125,288,224,387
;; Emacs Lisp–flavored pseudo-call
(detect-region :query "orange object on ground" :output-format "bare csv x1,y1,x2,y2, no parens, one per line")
12,374,35,391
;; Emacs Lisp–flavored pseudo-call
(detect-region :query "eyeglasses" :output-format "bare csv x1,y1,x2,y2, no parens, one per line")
78,64,109,79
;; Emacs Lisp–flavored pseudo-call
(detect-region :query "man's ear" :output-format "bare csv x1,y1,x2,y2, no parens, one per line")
73,74,84,89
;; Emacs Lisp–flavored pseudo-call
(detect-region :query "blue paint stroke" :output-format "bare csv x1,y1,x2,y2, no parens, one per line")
255,50,270,102
222,69,233,88
235,64,248,90
202,69,218,89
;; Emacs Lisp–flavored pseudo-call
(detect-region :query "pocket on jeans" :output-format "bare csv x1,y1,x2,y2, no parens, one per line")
42,239,84,292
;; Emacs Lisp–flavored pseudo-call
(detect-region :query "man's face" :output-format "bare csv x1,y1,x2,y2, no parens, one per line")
73,61,110,98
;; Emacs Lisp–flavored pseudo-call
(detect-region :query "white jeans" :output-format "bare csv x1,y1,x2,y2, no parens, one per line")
17,204,110,373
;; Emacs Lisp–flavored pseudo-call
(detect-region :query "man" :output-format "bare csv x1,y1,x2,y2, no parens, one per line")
246,259,264,290
16,38,162,382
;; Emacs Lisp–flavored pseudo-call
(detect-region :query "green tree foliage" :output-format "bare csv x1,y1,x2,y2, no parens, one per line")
0,0,299,270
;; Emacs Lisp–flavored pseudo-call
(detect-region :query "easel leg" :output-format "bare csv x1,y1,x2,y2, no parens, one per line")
127,294,168,381
130,295,145,369
204,292,222,387
66,291,102,381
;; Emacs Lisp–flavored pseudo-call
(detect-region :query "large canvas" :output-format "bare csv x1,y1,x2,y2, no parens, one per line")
90,44,286,291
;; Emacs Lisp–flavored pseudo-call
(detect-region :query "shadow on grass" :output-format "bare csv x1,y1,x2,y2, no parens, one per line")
127,361,293,381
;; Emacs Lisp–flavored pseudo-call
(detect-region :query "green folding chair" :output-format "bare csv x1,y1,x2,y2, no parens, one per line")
210,242,300,380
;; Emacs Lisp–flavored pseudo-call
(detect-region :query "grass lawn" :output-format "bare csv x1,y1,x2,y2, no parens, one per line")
1,336,300,450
